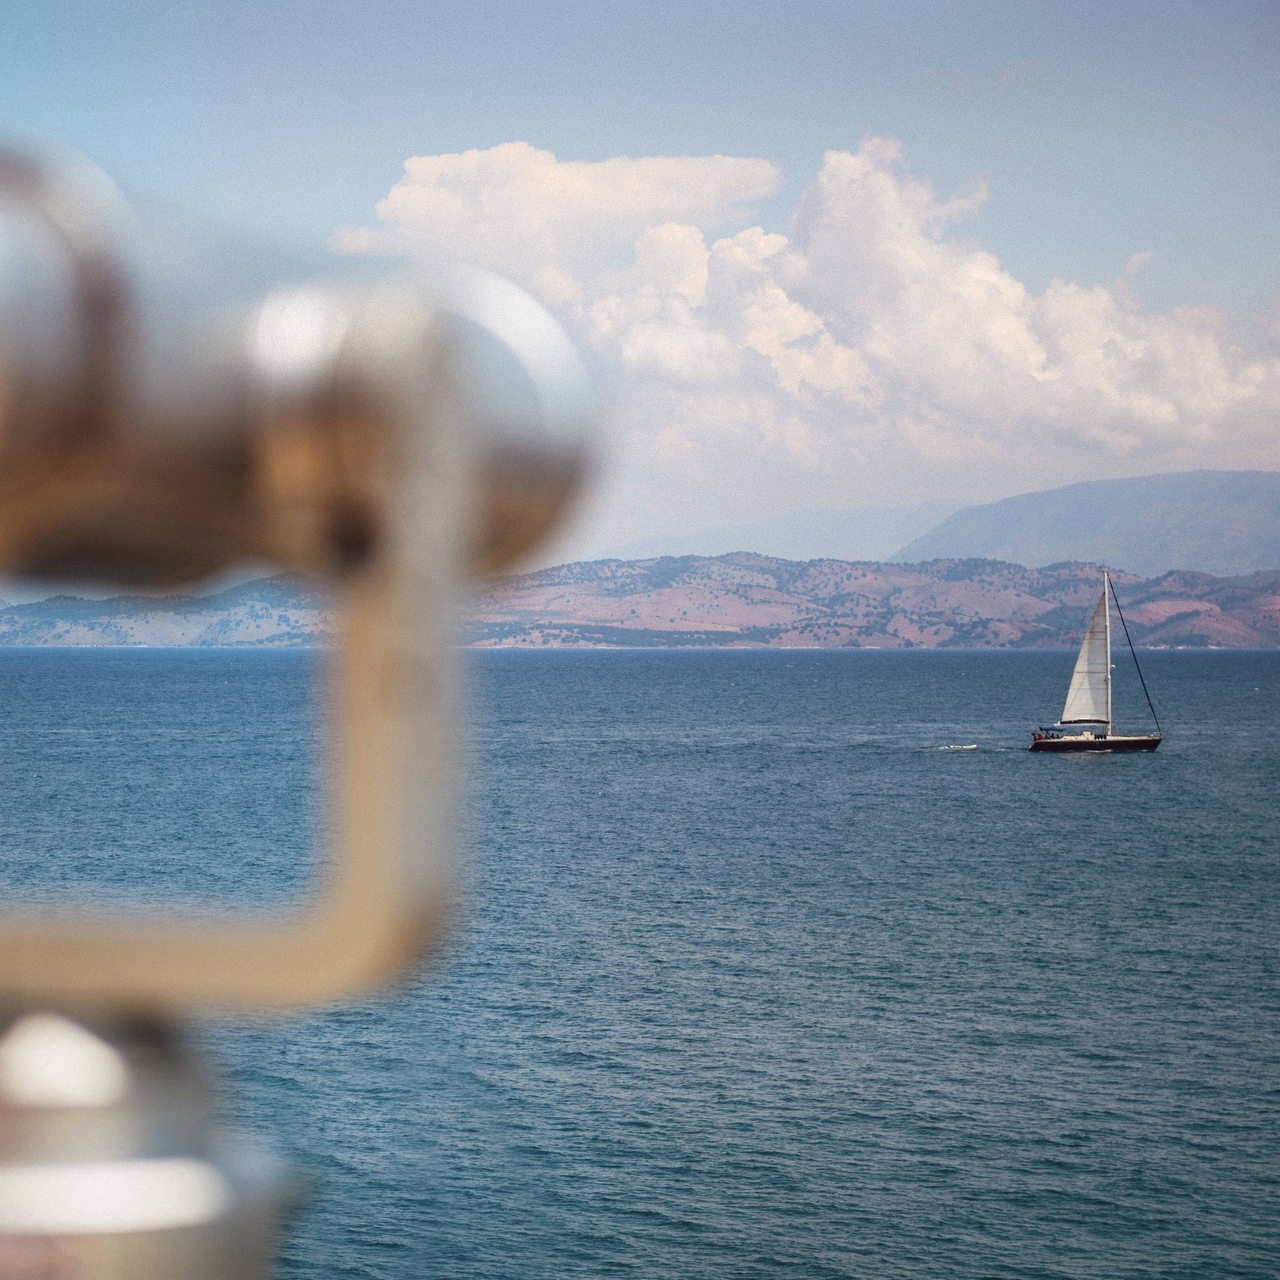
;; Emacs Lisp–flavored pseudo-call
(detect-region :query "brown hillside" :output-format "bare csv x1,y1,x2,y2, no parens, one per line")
466,557,1280,648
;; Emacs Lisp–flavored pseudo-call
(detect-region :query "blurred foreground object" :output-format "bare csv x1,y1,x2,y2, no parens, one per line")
0,146,593,1276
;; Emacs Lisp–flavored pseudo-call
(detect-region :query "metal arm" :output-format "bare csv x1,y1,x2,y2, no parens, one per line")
0,147,592,1011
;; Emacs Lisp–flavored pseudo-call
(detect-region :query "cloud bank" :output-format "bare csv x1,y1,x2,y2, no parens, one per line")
335,139,1280,552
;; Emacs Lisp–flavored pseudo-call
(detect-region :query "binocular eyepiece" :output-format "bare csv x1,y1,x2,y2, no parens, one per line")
0,147,592,589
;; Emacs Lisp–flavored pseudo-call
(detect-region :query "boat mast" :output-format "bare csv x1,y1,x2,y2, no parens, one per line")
1109,573,1164,737
1103,570,1112,733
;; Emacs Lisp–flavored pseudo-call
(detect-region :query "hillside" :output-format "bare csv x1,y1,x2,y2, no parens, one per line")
0,576,331,647
0,559,1276,649
894,471,1280,576
468,556,1280,649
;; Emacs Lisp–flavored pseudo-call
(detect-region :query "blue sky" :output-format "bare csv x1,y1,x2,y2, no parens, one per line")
2,1,1278,556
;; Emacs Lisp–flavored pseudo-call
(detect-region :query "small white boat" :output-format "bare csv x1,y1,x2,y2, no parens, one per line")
940,743,978,751
1030,570,1163,753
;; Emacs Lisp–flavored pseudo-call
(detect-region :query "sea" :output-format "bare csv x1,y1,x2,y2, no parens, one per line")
0,647,1277,1279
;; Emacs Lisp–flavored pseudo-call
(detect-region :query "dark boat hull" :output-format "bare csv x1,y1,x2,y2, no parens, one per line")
1029,734,1163,753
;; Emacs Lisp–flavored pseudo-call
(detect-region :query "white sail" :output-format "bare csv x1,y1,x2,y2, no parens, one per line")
1060,584,1111,725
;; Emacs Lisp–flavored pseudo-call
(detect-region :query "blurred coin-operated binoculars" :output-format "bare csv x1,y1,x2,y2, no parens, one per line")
0,149,592,1277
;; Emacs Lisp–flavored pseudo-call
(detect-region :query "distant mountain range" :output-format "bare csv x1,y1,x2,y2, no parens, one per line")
0,559,1275,649
0,470,1275,649
892,470,1280,577
597,470,1280,577
601,499,968,562
468,557,1280,649
0,576,331,647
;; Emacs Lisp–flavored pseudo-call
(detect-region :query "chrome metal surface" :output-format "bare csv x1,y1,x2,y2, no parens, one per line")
0,1010,288,1278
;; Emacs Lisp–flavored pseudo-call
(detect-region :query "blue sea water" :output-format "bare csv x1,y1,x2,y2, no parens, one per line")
0,648,1277,1278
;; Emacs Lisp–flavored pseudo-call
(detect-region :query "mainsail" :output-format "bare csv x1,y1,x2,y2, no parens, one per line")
1060,586,1111,725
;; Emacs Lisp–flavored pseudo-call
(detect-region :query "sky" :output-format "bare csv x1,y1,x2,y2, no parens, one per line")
2,0,1278,562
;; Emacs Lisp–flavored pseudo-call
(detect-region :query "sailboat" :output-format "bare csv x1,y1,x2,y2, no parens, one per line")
1029,571,1163,753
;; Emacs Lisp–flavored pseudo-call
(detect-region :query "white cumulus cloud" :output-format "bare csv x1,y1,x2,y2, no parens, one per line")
335,139,1280,552
332,140,779,311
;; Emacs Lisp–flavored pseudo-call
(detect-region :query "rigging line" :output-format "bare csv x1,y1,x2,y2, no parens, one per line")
1108,577,1163,735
